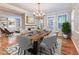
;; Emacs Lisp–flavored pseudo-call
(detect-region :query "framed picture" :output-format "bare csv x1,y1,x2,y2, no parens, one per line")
26,16,35,24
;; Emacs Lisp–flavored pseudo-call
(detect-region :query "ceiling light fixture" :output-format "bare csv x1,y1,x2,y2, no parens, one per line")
33,3,45,20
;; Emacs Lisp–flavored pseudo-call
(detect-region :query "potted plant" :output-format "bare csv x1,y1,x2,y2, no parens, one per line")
62,22,71,39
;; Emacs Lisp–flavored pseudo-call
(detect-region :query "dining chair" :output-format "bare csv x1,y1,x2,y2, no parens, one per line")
0,27,5,34
39,35,57,55
46,32,58,48
4,28,13,35
18,36,32,55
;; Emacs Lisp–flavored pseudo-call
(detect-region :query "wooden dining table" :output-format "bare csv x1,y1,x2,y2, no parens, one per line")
20,30,51,54
20,30,51,43
30,31,50,43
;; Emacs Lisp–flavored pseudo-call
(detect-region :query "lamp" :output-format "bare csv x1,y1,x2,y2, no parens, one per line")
33,3,45,20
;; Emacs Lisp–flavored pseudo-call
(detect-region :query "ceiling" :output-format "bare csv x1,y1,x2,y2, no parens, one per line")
0,3,27,16
0,3,72,17
0,6,21,15
9,3,72,13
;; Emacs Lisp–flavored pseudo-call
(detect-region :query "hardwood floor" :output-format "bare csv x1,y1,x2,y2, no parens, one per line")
0,34,8,55
0,34,78,55
59,36,78,55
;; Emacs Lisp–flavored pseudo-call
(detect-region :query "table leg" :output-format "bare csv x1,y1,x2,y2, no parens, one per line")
33,41,38,55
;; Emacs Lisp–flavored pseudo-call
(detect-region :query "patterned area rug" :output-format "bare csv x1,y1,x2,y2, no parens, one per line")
5,39,62,55
54,39,62,55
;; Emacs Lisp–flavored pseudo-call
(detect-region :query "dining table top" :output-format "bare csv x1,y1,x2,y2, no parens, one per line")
31,31,50,42
20,30,51,43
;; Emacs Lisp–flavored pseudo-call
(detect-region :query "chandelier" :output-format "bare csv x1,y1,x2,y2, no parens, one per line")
33,3,45,20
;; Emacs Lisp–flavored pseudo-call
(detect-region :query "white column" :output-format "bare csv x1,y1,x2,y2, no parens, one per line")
21,13,26,29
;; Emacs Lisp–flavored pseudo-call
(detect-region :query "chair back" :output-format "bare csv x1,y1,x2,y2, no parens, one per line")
0,28,5,34
18,36,31,50
4,28,11,34
42,35,57,49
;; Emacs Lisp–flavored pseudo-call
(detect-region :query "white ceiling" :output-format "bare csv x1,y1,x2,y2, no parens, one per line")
0,3,72,17
9,3,72,13
0,3,27,17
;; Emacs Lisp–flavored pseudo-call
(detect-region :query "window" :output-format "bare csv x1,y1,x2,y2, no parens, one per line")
48,17,54,30
8,18,16,28
58,15,67,29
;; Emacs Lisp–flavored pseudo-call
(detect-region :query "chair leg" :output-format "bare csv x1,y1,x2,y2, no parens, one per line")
55,43,57,48
52,47,55,54
52,43,56,53
50,49,53,55
24,50,26,55
38,47,43,55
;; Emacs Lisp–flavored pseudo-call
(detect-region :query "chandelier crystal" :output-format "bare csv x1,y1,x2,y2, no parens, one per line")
33,3,45,19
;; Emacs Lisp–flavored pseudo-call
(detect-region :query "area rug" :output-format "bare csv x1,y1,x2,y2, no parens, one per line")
54,38,62,55
5,39,62,55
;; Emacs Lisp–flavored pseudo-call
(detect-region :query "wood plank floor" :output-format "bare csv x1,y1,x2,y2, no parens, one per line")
0,35,78,55
0,35,8,55
59,36,78,55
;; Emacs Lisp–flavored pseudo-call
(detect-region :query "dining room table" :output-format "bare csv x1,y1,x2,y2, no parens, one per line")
18,30,51,54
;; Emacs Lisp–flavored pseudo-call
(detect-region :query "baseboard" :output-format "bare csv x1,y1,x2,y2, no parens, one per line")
71,37,79,54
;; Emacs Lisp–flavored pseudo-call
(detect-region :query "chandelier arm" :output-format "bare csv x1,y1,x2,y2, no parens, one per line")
33,3,45,19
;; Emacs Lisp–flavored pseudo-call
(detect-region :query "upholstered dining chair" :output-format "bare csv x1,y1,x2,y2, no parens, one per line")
18,36,32,55
39,35,57,55
0,27,5,34
4,28,13,35
46,32,58,48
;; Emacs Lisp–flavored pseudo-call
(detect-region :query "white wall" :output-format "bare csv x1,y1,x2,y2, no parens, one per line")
43,10,71,35
21,9,71,32
21,13,26,29
20,12,37,31
71,4,79,54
